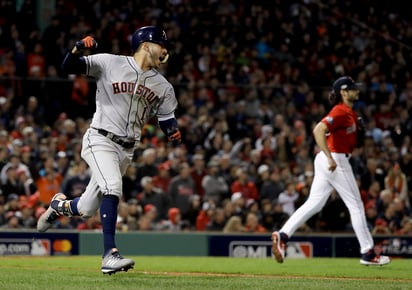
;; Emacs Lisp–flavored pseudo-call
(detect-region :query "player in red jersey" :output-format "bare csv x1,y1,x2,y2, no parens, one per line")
271,76,390,266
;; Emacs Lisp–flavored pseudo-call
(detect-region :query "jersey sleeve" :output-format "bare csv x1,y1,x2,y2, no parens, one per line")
156,85,178,118
321,107,345,132
84,54,110,78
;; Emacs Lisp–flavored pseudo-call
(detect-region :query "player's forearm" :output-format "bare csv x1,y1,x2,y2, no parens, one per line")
313,122,332,158
62,36,97,75
61,51,87,75
158,117,181,145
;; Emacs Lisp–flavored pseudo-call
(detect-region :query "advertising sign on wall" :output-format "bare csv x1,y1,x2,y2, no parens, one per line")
0,232,79,256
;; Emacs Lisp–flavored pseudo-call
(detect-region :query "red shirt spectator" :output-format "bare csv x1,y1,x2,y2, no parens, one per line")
27,42,46,77
230,168,259,201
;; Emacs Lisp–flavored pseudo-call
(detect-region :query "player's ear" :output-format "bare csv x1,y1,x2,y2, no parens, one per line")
143,42,152,53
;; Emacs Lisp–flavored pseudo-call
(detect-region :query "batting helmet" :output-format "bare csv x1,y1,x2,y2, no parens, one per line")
131,26,170,52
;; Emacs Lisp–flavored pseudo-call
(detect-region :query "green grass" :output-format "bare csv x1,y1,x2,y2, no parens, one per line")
0,256,410,290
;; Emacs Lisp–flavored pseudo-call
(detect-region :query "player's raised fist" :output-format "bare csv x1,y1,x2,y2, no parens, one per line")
75,36,98,50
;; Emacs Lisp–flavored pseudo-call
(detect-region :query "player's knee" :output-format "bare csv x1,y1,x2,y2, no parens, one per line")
79,209,95,219
101,184,122,198
77,203,99,218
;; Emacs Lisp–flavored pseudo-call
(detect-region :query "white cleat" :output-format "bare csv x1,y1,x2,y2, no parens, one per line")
360,254,391,266
37,193,67,232
101,251,135,275
271,231,286,263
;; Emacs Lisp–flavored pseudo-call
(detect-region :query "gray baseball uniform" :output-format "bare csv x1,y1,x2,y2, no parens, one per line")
37,27,180,274
78,53,177,216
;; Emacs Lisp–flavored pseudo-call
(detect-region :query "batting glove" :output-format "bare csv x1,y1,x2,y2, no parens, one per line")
75,36,98,50
167,128,182,145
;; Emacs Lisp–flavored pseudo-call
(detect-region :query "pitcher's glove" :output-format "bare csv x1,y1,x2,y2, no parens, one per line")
75,36,98,51
356,116,366,148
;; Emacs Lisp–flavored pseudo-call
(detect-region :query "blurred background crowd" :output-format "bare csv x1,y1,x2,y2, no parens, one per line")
0,0,411,235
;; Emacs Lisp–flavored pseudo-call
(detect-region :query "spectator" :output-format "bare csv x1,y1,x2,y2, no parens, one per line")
76,212,102,231
221,198,235,221
259,167,283,204
231,192,246,219
376,189,394,214
136,148,159,187
168,162,197,221
116,201,131,232
0,203,6,226
384,163,410,209
55,215,75,229
26,42,46,78
138,176,170,222
190,154,207,199
255,125,276,152
244,212,267,233
138,204,159,231
122,163,139,202
223,216,244,233
152,162,172,194
36,169,63,206
19,202,36,228
395,218,412,235
255,164,270,192
376,202,397,233
157,207,184,232
201,159,229,204
184,194,202,229
364,200,379,231
230,167,259,201
0,154,31,185
137,214,155,231
61,160,90,200
206,207,226,231
124,199,141,231
16,167,37,196
271,201,290,232
277,182,299,216
372,218,391,235
1,165,25,197
319,193,351,232
1,212,21,229
360,158,386,192
195,202,215,231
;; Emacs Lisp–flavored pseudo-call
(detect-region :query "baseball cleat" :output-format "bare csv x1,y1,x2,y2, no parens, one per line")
37,193,67,232
271,231,286,263
360,252,391,266
101,251,135,275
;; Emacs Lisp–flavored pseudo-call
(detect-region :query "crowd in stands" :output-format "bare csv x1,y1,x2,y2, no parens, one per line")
0,1,412,235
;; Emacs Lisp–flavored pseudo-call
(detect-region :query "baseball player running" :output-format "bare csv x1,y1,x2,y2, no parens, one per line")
37,26,182,274
271,76,390,266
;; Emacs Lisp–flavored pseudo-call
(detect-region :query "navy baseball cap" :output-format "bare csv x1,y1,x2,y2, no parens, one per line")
333,76,360,92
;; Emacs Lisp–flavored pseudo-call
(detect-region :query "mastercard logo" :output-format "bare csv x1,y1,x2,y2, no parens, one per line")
53,239,72,252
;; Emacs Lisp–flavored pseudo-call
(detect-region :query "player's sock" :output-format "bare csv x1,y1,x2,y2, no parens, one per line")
70,197,80,215
279,232,289,243
100,195,119,254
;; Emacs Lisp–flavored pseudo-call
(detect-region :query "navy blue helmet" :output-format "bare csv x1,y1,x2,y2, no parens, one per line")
131,26,170,52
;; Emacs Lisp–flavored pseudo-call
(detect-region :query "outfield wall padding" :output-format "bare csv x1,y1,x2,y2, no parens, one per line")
0,231,411,258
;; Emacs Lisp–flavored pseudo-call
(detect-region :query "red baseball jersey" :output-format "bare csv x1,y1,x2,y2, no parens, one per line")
321,103,357,153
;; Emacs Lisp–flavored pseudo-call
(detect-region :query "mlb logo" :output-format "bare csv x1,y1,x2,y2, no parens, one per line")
285,242,313,259
326,116,334,124
31,239,51,256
